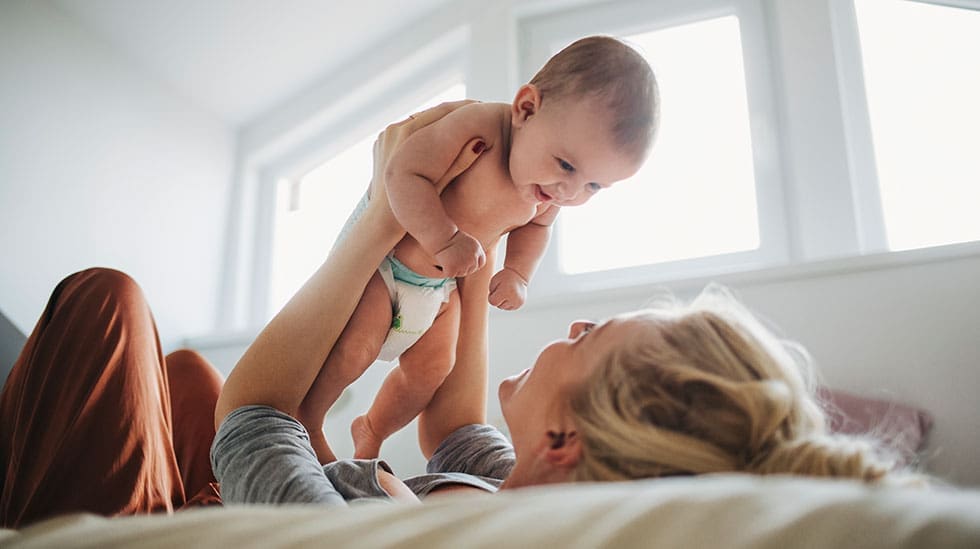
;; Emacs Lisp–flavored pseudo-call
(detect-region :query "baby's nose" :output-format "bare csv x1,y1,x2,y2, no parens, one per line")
553,182,576,200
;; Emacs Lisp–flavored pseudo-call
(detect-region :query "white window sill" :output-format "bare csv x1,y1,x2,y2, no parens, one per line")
188,240,980,349
514,240,980,313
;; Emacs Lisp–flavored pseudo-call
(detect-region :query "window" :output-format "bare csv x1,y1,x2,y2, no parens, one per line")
268,84,466,314
558,16,760,273
854,0,980,251
516,0,785,296
216,0,980,337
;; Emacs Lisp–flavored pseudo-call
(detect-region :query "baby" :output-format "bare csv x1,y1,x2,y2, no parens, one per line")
304,36,659,461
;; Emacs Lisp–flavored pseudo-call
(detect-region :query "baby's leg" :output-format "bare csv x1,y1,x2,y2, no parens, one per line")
352,289,461,459
296,271,391,464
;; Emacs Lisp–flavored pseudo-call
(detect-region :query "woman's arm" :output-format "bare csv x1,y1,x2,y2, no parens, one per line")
215,101,485,430
417,244,495,458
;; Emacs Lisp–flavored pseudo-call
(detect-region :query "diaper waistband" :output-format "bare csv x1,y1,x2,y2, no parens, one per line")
386,256,452,289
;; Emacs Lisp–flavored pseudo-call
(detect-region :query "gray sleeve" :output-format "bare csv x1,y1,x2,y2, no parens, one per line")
402,472,502,498
321,459,394,501
426,424,515,480
211,405,347,506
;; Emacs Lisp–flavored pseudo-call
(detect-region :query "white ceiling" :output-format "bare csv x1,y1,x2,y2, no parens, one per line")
52,0,458,126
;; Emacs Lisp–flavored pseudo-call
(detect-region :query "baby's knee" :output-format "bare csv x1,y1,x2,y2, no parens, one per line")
331,337,383,382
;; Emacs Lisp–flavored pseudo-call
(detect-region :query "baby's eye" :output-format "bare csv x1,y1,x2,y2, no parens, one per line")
587,182,602,193
558,158,575,172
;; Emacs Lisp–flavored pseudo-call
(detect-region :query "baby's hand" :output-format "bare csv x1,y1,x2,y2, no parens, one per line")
488,267,528,310
434,231,486,277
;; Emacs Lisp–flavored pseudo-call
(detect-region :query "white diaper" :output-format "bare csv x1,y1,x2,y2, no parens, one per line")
377,257,456,362
333,190,456,361
331,191,370,255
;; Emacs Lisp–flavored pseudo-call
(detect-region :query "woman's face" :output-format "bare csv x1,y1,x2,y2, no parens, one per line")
499,315,637,452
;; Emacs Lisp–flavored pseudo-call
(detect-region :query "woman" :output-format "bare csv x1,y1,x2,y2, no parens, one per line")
0,103,894,528
209,98,894,501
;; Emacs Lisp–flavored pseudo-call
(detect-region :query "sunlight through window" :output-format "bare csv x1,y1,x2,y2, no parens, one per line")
854,0,980,251
558,16,759,274
270,84,466,314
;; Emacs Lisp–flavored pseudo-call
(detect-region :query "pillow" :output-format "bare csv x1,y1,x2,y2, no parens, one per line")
817,386,934,468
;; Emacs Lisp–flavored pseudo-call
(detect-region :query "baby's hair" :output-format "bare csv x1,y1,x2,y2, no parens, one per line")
530,35,659,161
569,286,906,485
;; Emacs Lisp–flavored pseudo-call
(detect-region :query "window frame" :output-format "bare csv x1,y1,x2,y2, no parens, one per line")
517,0,791,298
834,0,980,252
215,0,980,335
221,24,470,329
265,77,468,317
258,67,469,322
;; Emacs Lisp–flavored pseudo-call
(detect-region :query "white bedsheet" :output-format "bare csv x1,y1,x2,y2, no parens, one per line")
3,474,979,548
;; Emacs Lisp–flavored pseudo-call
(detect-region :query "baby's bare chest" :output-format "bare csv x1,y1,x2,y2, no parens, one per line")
440,151,537,242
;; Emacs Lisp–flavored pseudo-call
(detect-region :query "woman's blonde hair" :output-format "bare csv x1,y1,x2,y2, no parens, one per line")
569,286,894,484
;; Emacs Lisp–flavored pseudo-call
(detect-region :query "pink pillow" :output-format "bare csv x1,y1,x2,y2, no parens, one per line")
817,387,933,467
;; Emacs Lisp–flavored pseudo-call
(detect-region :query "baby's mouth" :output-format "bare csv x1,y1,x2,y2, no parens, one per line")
534,185,553,203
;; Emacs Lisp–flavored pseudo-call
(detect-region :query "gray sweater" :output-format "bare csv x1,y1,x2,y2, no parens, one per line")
211,405,516,505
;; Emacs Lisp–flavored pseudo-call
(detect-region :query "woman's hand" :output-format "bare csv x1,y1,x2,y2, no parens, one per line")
364,100,487,237
216,100,488,430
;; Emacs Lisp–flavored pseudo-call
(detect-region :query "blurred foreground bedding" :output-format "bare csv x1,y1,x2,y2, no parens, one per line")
3,474,979,549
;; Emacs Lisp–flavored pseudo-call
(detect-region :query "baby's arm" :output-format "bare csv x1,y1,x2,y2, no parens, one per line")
385,103,501,277
488,205,560,310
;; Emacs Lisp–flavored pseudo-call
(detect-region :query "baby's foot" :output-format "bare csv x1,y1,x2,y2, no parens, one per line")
351,414,383,459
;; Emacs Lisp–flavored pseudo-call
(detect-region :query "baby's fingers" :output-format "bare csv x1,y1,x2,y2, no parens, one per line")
488,292,509,310
488,292,503,308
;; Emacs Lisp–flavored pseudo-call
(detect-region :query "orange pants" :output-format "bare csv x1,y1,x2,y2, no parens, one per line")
0,268,223,528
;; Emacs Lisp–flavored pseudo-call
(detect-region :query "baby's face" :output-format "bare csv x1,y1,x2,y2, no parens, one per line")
509,95,642,207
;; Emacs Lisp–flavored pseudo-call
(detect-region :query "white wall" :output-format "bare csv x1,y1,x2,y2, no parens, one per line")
192,247,980,485
0,0,233,350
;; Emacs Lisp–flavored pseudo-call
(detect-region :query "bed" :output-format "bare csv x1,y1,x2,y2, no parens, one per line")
2,474,979,548
1,386,962,548
3,316,970,547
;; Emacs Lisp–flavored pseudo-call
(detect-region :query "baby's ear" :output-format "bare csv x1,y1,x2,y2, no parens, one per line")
511,84,541,126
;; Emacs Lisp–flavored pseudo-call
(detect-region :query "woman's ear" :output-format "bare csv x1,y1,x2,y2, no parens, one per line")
511,84,541,128
543,429,582,470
